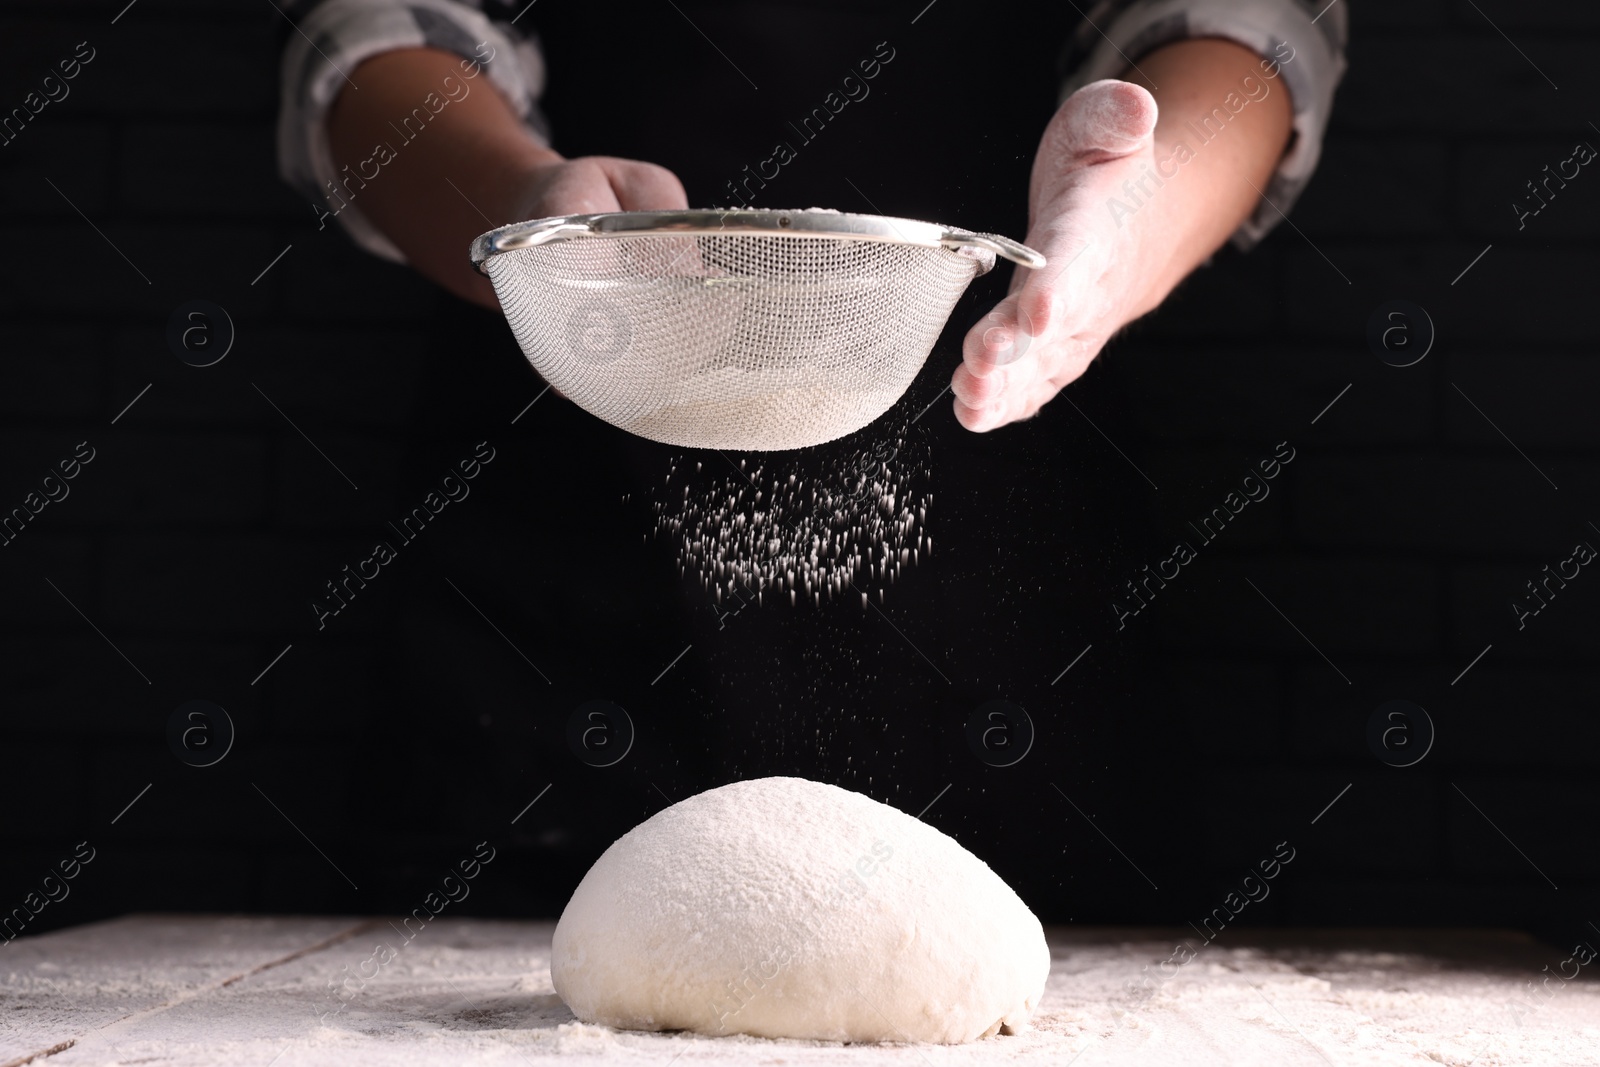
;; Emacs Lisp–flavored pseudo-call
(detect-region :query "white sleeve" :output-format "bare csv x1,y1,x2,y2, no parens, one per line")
1059,0,1349,250
275,0,550,264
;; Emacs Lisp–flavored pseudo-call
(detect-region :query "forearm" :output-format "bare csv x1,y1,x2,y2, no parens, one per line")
326,47,559,308
1115,37,1294,319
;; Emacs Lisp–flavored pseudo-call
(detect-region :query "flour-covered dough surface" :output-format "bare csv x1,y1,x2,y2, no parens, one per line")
550,776,1050,1043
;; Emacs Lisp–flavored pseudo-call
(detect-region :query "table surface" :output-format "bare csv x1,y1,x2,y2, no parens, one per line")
3,915,1597,1067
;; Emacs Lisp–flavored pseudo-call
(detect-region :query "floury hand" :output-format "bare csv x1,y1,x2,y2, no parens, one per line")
952,79,1160,433
951,38,1296,433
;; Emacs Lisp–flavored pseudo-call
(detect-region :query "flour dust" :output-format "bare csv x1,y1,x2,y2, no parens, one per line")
647,425,930,610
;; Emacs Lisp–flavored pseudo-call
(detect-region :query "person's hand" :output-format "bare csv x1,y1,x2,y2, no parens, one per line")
498,156,688,397
508,154,689,220
952,79,1164,432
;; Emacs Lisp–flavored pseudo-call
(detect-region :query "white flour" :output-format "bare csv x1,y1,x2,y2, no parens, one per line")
649,424,929,610
12,916,1600,1065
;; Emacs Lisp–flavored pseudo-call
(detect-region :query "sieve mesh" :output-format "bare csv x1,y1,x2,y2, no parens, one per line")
484,232,983,451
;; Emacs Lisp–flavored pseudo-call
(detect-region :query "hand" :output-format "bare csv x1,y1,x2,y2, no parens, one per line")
952,79,1164,432
508,154,689,220
499,156,688,397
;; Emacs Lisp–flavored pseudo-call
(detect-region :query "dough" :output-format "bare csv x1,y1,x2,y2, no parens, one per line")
550,776,1049,1043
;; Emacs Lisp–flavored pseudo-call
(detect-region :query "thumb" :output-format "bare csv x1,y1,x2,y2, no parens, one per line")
600,158,689,211
1050,79,1158,164
1013,81,1155,333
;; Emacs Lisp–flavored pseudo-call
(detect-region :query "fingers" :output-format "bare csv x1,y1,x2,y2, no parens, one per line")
962,293,1038,379
534,158,624,216
954,292,1036,431
953,351,1084,433
953,316,1102,433
601,158,690,211
520,157,689,219
951,349,1006,407
951,361,1013,432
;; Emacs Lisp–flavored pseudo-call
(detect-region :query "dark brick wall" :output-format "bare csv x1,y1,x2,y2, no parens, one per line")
0,0,1595,951
1106,0,1600,942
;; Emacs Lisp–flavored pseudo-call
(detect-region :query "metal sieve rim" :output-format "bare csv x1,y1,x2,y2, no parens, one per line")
469,208,1045,276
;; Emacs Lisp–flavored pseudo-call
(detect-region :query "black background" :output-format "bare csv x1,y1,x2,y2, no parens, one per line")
1,0,1597,954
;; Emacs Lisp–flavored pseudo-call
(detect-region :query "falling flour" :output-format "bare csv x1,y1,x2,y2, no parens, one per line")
648,422,930,610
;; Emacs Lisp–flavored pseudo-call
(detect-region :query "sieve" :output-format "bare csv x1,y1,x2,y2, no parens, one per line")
470,208,1044,452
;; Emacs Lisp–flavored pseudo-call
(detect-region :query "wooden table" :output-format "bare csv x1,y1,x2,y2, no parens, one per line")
3,916,1596,1066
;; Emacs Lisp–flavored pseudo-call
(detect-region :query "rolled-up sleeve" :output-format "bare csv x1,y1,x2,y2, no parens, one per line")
275,0,550,263
1059,0,1348,250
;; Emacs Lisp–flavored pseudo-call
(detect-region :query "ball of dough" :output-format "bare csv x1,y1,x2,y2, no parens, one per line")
551,776,1049,1043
